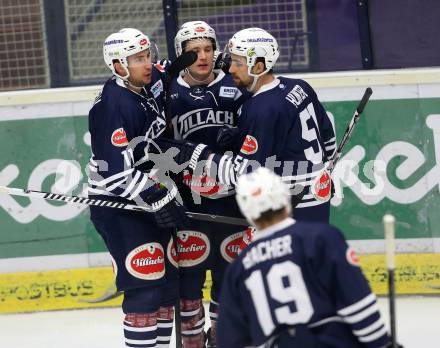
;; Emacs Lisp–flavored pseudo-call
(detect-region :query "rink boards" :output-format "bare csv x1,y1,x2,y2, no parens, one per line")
1,68,440,313
1,253,440,313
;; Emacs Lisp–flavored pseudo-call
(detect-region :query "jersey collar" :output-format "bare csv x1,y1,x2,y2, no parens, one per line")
252,78,280,97
115,76,149,98
253,217,296,241
177,70,225,88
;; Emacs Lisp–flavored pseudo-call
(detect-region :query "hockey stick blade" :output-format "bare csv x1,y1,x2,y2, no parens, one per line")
0,185,247,226
186,211,248,227
78,284,122,303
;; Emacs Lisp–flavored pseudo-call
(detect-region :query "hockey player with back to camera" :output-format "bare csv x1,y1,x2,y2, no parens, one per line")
168,20,250,348
156,27,337,233
217,167,397,348
88,28,189,348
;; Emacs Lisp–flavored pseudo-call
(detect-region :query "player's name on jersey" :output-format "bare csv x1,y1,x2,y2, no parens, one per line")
176,108,234,135
242,235,293,270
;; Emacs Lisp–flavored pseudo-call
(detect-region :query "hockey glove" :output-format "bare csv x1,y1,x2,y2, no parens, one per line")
146,188,189,230
155,137,211,172
291,185,306,208
214,51,231,73
216,126,239,151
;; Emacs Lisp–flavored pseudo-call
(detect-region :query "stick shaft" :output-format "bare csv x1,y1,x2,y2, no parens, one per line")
383,214,397,348
331,87,373,170
0,185,248,226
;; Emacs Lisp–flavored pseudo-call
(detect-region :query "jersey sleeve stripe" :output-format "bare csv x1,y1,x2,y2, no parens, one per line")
341,303,380,324
120,171,142,197
352,318,385,336
106,177,128,192
357,325,388,343
88,168,134,187
324,136,336,144
325,144,336,151
128,174,151,200
337,293,376,316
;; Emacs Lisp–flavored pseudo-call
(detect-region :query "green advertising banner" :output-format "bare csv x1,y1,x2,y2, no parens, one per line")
0,116,104,258
326,98,440,241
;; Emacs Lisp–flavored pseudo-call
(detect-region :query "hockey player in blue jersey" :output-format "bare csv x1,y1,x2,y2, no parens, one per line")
169,21,250,348
156,27,336,224
217,167,392,348
88,28,188,347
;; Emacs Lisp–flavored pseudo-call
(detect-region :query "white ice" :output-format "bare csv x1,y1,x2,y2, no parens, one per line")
0,296,438,347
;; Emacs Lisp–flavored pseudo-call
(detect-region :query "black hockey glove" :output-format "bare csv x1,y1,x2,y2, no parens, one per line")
214,51,231,73
216,126,239,151
155,137,211,172
291,185,306,209
146,188,189,230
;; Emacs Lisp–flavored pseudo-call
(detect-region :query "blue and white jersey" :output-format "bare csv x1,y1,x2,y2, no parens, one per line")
87,70,166,204
169,71,249,205
207,77,336,220
218,218,389,348
170,71,247,152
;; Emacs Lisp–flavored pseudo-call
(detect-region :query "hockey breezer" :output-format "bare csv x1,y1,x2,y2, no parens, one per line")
0,185,248,226
310,87,373,201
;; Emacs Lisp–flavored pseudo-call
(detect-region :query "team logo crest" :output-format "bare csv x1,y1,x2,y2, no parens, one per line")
220,232,245,263
246,47,256,57
239,227,255,252
346,247,360,267
111,127,128,147
167,238,178,268
195,26,206,32
240,135,258,155
182,171,223,197
311,170,332,202
176,231,210,267
125,242,165,280
139,38,148,46
154,62,165,73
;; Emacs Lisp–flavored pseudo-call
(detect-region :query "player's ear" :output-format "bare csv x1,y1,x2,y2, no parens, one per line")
252,60,266,75
114,60,128,77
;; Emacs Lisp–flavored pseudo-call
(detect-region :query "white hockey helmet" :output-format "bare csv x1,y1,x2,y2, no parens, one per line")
236,167,291,223
103,28,151,79
174,20,218,56
227,27,279,77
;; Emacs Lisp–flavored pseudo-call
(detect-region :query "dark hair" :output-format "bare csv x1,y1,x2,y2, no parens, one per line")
255,57,273,74
254,207,286,225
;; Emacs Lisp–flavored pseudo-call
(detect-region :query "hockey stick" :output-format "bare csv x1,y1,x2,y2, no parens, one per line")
311,87,373,201
0,185,248,226
383,214,397,348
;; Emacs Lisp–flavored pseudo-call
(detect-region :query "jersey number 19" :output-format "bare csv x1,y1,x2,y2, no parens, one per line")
244,260,314,336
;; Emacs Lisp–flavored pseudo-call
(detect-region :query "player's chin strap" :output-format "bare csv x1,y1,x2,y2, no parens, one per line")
247,67,270,93
118,74,146,92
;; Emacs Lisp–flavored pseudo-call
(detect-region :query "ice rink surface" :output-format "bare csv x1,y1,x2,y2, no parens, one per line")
1,296,439,347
